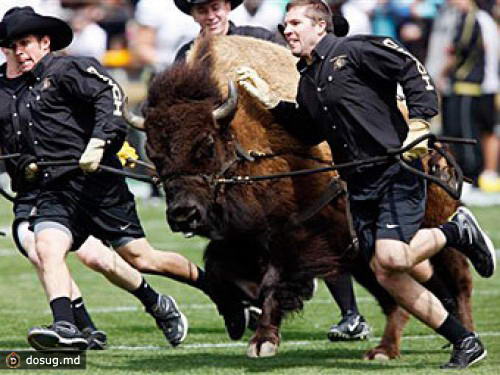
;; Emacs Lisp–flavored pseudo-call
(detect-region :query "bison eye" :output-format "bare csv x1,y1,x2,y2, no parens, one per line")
192,134,215,162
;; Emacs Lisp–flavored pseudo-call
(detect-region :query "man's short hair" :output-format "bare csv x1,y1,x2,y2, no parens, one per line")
286,0,333,32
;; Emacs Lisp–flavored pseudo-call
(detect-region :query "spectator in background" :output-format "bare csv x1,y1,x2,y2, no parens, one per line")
131,0,198,73
440,0,485,188
63,1,108,61
396,0,443,62
476,0,496,13
95,0,133,50
425,0,461,91
129,0,199,201
475,1,499,192
371,0,399,39
341,0,376,35
229,0,285,31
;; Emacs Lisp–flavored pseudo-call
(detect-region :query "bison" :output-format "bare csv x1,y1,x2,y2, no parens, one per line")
133,35,473,359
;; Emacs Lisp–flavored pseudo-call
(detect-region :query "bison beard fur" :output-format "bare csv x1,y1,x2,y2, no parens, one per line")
144,35,474,359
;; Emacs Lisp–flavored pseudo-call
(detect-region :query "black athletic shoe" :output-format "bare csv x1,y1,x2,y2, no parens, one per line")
440,333,487,369
221,303,262,339
82,328,107,350
221,303,250,341
149,295,188,347
28,321,88,351
450,207,496,278
327,312,371,341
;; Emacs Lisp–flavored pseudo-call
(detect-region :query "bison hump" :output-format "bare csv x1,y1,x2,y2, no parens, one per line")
189,35,299,102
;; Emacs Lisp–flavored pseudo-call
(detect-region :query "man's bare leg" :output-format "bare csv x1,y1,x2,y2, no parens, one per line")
116,238,205,290
371,230,449,328
76,237,142,291
17,222,105,348
27,226,88,351
370,206,496,369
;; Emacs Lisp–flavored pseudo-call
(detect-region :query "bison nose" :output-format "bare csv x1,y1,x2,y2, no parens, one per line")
167,203,202,232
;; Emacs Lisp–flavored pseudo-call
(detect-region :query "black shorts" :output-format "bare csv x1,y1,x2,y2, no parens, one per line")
475,94,496,134
12,190,39,257
32,176,145,251
347,160,427,262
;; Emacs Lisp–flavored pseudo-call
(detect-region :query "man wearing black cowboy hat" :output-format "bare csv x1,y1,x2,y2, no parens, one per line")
174,0,285,62
237,0,496,369
0,6,224,351
2,41,202,351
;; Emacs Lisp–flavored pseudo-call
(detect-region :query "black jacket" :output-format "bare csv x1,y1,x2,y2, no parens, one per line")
174,21,285,62
270,34,439,179
0,54,127,191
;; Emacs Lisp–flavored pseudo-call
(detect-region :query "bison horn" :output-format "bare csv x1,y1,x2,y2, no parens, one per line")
122,97,146,131
212,80,238,128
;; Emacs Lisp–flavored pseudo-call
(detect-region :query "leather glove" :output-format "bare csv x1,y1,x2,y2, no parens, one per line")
236,66,280,109
117,141,138,168
25,162,38,181
402,119,431,160
79,138,106,172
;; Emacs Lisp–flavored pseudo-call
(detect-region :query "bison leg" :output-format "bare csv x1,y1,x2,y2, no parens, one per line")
247,264,283,358
348,257,410,360
431,248,474,331
446,250,474,331
203,240,265,340
363,306,410,360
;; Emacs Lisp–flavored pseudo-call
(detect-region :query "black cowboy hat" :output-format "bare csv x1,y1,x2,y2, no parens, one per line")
0,6,73,51
174,0,243,15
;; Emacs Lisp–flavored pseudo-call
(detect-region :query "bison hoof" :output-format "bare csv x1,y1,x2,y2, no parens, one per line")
363,347,398,361
246,341,278,358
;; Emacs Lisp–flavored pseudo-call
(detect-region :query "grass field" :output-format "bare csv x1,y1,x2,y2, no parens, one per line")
0,192,498,374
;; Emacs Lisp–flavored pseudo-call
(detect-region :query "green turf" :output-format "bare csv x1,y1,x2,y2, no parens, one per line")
0,195,498,374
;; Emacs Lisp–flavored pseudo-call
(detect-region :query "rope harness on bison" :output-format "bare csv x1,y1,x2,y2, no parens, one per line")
215,134,475,201
0,134,474,205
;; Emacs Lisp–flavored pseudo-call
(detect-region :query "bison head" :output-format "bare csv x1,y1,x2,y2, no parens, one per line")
143,60,240,239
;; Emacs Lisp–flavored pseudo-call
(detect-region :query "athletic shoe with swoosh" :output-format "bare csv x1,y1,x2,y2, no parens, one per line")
327,312,371,341
148,295,188,347
28,321,88,351
82,328,108,350
441,333,487,369
450,207,496,278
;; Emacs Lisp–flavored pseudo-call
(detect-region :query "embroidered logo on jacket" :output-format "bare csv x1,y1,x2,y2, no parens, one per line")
41,77,52,91
330,55,348,71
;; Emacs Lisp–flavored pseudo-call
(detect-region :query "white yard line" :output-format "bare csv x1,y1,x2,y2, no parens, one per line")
111,331,500,351
2,331,499,352
0,288,495,315
82,290,500,313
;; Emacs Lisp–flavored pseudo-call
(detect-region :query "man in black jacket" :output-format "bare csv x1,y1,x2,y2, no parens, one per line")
237,0,495,369
0,6,213,350
174,0,285,62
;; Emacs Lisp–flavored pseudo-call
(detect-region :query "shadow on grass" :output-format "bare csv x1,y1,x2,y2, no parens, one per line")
88,347,445,372
0,339,30,348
